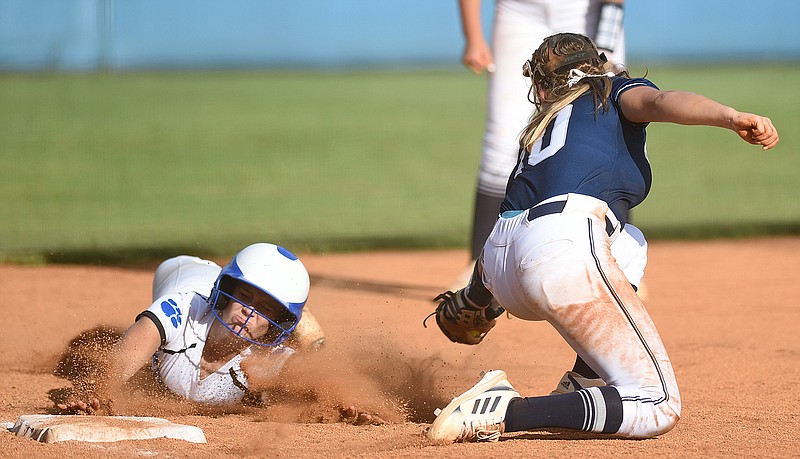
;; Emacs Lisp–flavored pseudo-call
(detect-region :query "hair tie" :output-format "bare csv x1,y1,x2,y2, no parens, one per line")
566,68,615,88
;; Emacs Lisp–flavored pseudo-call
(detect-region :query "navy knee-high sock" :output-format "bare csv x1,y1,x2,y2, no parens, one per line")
470,191,504,260
504,386,623,434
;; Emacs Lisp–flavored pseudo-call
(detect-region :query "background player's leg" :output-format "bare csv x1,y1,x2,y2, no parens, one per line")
470,1,546,258
470,191,504,260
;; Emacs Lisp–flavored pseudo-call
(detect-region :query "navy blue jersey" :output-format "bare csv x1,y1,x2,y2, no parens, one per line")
501,77,658,226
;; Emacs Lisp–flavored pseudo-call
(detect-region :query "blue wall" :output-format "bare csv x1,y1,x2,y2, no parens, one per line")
1,0,798,71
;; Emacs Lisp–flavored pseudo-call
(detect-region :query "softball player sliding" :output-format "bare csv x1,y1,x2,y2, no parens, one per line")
427,33,778,442
58,243,323,413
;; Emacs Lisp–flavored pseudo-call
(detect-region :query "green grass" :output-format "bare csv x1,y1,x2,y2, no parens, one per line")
1,65,798,264
624,63,800,236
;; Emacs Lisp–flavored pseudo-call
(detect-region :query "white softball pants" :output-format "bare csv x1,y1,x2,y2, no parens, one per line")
479,0,626,197
482,193,680,438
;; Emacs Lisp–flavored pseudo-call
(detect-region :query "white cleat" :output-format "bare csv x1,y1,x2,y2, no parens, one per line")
427,370,520,443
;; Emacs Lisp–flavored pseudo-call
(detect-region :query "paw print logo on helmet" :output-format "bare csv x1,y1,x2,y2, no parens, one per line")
209,243,310,347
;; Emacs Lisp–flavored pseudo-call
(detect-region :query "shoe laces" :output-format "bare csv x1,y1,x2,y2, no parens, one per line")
460,418,504,442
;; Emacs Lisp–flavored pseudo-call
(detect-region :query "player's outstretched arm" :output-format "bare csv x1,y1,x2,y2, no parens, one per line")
109,318,162,386
57,318,161,415
619,86,779,150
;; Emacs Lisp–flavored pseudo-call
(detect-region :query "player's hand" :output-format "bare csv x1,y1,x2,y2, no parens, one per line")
56,397,112,415
731,112,779,150
462,40,495,74
338,405,388,426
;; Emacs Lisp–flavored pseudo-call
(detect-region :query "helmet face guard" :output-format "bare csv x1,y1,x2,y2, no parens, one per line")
209,243,309,347
210,278,301,347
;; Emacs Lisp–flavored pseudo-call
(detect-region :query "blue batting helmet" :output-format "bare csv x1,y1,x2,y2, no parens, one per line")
209,243,309,346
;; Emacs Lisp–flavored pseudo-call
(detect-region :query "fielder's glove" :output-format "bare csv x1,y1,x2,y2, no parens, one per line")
423,289,505,345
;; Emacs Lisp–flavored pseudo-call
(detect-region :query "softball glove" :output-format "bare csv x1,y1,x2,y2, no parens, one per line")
424,289,505,345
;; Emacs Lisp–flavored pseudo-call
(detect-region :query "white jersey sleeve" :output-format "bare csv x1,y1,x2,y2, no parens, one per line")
139,291,199,347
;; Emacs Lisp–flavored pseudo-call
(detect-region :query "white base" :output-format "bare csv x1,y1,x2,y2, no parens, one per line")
6,414,206,444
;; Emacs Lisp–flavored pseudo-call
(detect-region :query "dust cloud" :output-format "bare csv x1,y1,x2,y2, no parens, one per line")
50,326,453,424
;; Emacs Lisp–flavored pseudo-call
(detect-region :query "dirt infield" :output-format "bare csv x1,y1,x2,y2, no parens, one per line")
1,237,798,458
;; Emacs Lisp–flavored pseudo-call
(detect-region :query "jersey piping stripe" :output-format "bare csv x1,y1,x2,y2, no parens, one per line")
612,81,653,102
587,219,670,405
